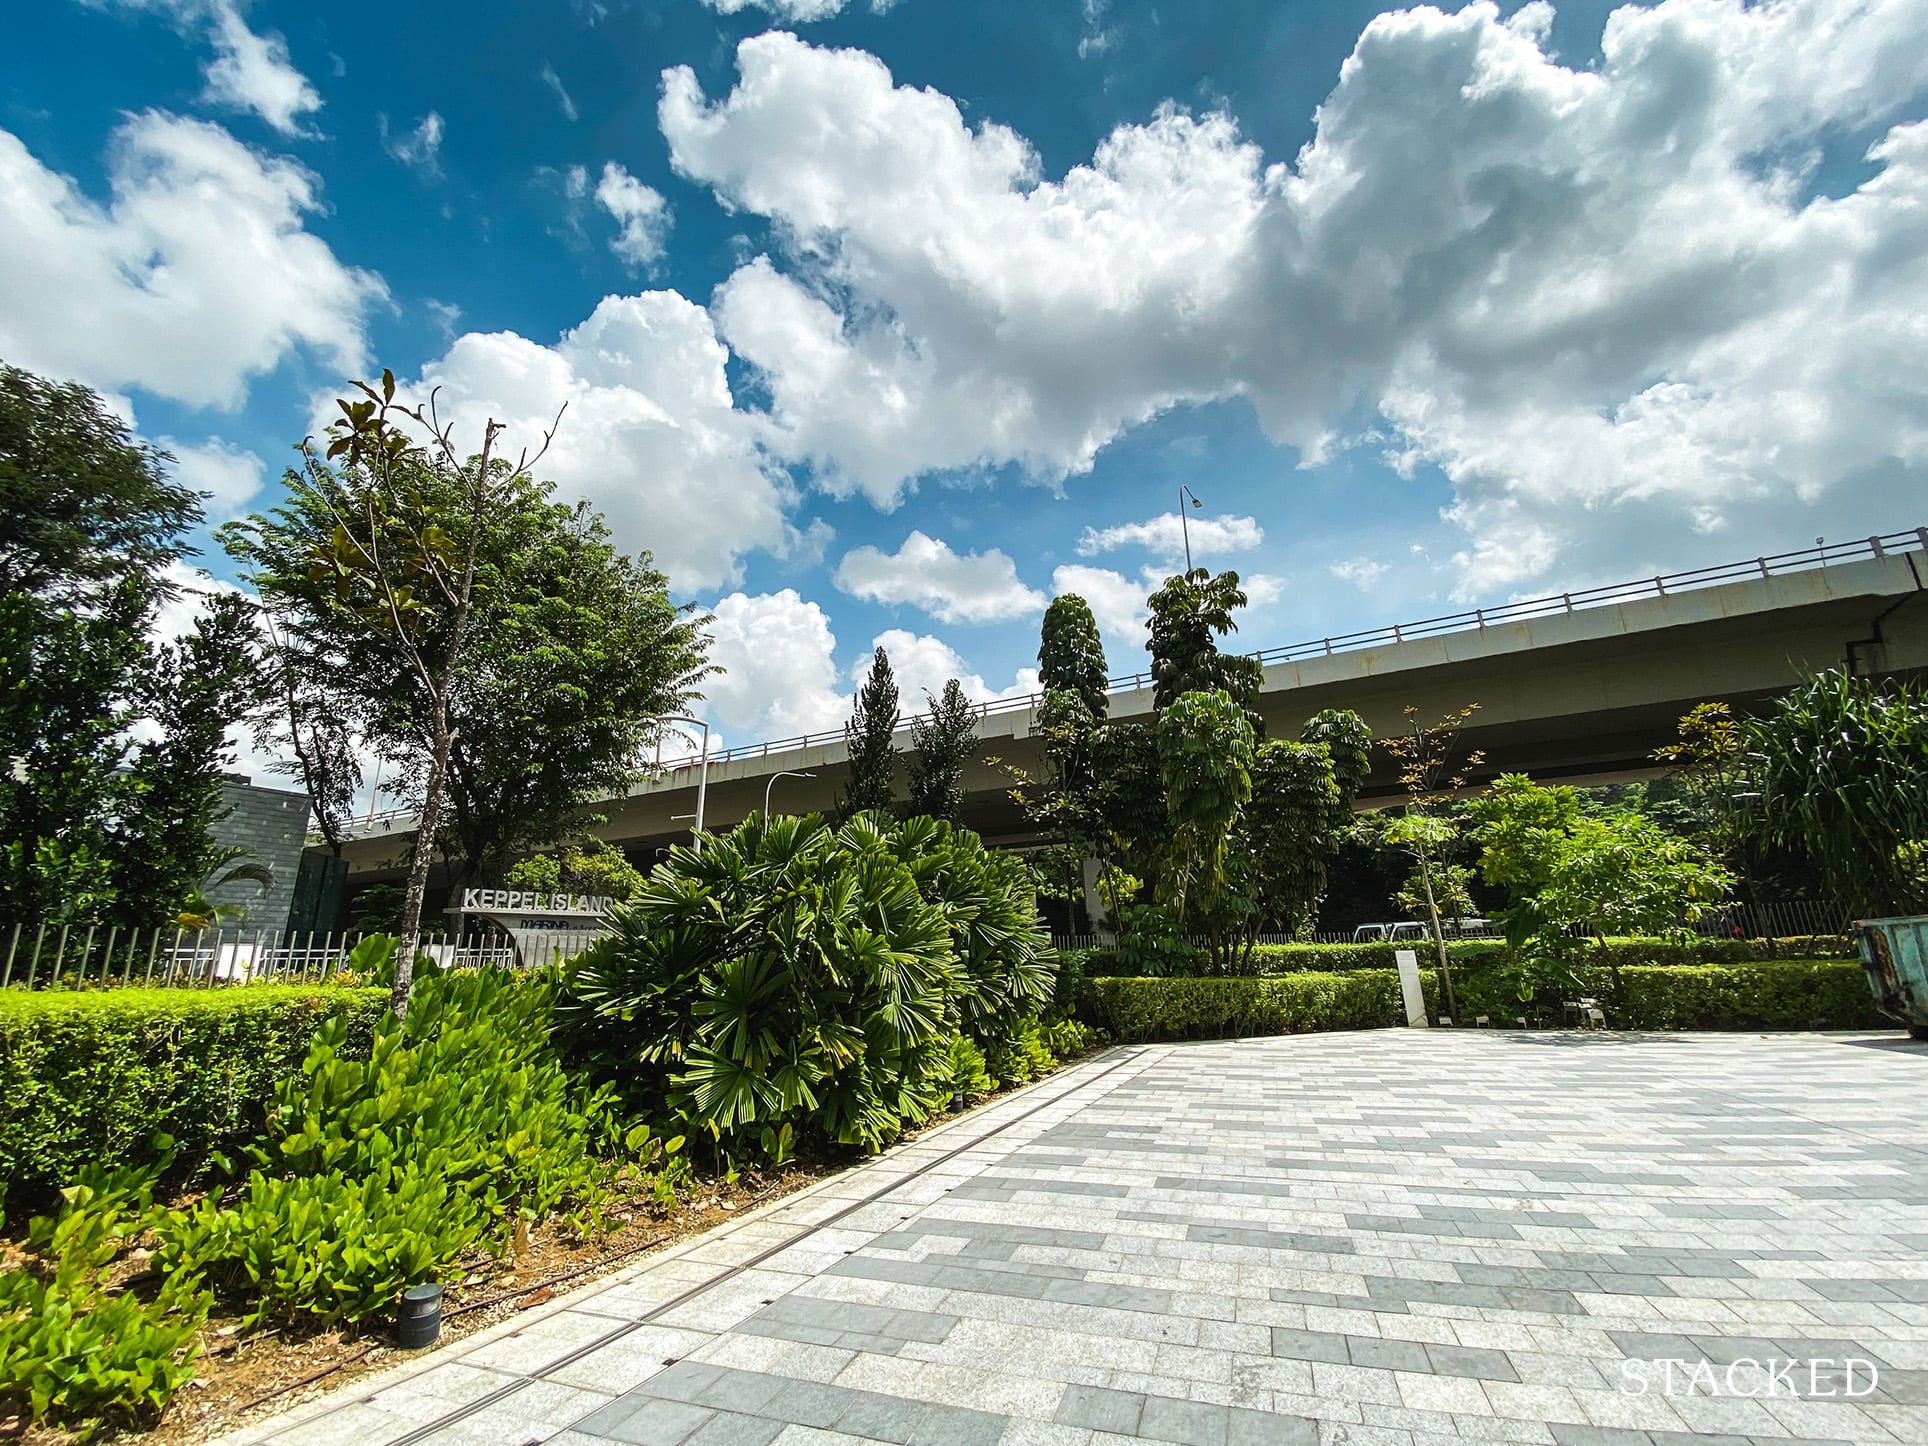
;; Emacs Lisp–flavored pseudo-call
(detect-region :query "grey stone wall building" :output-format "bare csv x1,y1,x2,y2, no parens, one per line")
205,776,312,933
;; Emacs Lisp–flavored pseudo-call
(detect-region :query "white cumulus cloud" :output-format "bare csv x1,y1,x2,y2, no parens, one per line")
833,531,1046,623
1077,512,1264,563
595,162,672,269
1329,557,1389,590
658,2,1928,591
867,630,1040,711
700,589,849,739
0,111,382,411
700,0,899,21
394,291,790,591
92,1,322,135
1050,563,1151,663
161,435,266,518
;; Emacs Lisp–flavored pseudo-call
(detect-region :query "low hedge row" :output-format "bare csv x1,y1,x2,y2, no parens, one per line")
1078,959,1882,1042
1070,935,1852,978
0,986,389,1205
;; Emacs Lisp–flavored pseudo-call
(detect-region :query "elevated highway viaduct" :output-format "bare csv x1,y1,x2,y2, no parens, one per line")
337,533,1928,891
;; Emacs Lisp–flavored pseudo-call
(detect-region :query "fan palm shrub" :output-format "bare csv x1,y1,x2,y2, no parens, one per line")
562,813,1054,1159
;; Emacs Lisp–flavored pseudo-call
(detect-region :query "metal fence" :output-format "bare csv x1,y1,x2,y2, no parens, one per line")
0,923,593,991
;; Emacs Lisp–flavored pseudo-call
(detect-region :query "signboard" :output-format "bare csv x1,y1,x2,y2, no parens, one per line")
1395,948,1429,1026
458,889,611,916
451,887,614,965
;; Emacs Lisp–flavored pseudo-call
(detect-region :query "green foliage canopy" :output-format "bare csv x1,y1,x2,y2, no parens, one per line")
1038,593,1110,719
1744,670,1928,915
840,646,900,819
907,677,978,823
1,363,263,929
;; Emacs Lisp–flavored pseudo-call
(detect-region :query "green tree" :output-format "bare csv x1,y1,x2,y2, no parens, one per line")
222,372,567,1017
1379,703,1485,1019
1470,773,1734,996
0,365,199,602
1238,709,1370,946
840,646,900,818
1744,670,1928,916
1145,568,1263,722
908,678,978,822
1155,690,1256,928
505,837,646,901
1038,594,1110,719
0,363,261,930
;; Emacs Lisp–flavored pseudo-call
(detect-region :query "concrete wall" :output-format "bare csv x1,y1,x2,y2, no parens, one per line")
206,777,313,932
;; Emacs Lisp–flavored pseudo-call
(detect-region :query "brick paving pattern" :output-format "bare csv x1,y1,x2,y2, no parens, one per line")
215,1030,1928,1446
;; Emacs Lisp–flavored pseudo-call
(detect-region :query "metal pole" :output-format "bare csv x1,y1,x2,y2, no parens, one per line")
77,924,96,985
100,926,118,986
26,924,46,989
143,929,161,986
764,770,816,816
1,923,18,989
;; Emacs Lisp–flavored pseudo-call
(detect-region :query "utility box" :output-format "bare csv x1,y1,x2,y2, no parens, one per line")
1855,916,1928,1040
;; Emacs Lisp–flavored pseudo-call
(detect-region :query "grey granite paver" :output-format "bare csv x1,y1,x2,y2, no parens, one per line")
208,1031,1928,1445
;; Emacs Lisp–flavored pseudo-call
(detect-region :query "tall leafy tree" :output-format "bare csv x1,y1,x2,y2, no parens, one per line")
908,678,978,822
840,646,900,818
1145,568,1264,722
1155,690,1256,927
227,388,713,977
1038,594,1110,719
1380,703,1485,1019
1,362,260,930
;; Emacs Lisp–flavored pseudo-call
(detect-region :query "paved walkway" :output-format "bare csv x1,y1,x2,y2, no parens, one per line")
216,1030,1928,1446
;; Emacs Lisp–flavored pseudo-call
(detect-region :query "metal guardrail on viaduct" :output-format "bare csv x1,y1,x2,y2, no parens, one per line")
352,527,1927,835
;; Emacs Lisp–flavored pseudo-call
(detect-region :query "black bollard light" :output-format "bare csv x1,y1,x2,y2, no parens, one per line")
397,1282,444,1349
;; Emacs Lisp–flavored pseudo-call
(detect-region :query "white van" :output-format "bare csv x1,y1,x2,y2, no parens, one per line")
1353,921,1430,942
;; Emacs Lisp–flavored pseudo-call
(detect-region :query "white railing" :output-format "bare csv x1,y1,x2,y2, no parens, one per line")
354,526,1925,830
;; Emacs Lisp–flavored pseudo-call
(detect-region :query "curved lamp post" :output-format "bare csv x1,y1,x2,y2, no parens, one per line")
763,770,816,817
1178,484,1204,573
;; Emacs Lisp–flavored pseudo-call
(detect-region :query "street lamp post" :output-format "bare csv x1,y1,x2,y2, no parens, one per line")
763,770,816,817
657,715,711,851
1178,484,1204,573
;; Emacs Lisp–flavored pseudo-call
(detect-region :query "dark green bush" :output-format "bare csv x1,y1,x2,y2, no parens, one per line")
1079,959,1880,1041
1080,970,1417,1041
1077,935,1850,978
563,814,1054,1161
0,985,388,1205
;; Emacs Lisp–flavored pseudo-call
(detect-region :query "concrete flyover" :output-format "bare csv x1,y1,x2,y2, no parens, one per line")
336,529,1928,886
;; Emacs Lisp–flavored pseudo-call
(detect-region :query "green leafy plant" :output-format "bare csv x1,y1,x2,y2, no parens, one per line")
0,1161,211,1438
157,967,616,1326
1745,670,1928,915
562,813,1053,1161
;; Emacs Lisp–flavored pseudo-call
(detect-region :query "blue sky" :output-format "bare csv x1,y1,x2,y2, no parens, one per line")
4,0,1925,751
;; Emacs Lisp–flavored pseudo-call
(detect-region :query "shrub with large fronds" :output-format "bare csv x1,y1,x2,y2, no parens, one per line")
563,813,1055,1158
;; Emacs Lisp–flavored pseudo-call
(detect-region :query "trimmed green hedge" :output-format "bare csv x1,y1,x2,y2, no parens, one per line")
1080,970,1419,1041
1079,959,1882,1042
1070,935,1852,978
0,986,389,1205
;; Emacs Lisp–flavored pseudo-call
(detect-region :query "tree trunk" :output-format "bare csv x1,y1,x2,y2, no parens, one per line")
391,713,453,1020
1418,848,1459,1021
